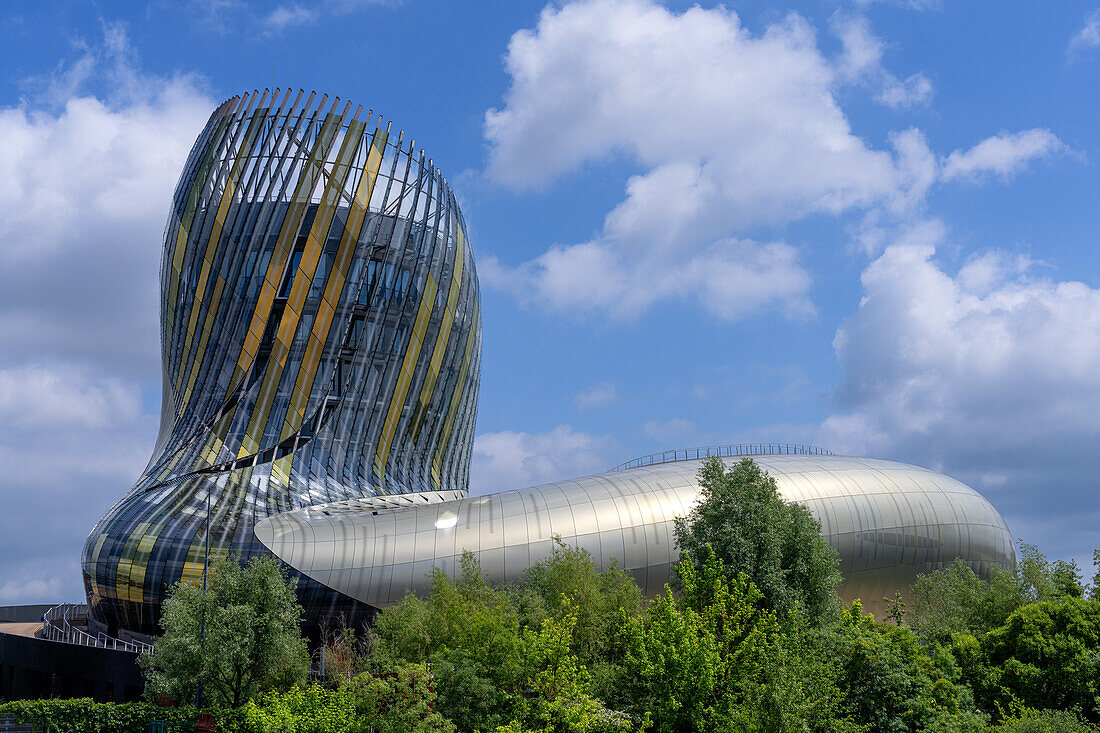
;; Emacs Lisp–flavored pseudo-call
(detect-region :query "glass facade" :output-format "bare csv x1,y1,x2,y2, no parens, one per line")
82,90,481,634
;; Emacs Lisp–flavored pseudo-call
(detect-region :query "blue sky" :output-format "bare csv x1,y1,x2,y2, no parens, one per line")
1,0,1099,603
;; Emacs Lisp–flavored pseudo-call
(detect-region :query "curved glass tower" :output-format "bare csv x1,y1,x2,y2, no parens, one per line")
83,90,481,634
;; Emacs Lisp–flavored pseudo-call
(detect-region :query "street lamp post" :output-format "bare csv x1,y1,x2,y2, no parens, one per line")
196,487,211,709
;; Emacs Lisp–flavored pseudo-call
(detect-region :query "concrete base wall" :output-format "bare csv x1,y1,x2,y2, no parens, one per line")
0,629,144,702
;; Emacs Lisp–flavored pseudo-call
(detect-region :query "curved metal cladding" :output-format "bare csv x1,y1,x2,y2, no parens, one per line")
83,89,482,634
255,455,1015,619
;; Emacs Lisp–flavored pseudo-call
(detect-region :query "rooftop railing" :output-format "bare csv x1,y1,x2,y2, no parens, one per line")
608,443,836,473
40,603,154,655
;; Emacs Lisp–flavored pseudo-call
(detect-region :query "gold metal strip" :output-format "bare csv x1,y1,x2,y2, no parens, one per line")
409,222,464,441
178,276,226,411
278,122,388,440
374,273,440,486
432,297,478,488
235,107,349,458
174,98,267,409
164,107,236,366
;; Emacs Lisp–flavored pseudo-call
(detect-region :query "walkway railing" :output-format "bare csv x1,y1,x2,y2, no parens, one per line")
40,603,154,655
608,443,835,472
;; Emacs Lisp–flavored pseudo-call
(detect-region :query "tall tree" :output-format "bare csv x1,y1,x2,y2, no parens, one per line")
140,554,309,708
908,559,1025,640
674,457,842,623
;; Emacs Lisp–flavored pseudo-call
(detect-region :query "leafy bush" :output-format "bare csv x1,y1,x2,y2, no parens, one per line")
988,708,1100,732
975,596,1100,724
0,698,201,733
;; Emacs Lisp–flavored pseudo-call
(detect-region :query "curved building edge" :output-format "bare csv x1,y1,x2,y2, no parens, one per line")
255,454,1016,618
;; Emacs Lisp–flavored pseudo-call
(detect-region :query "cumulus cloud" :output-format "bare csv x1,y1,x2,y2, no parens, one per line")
820,237,1100,558
0,575,64,606
574,381,618,410
259,0,396,35
262,4,318,34
0,364,156,604
482,0,947,320
643,418,696,444
0,24,212,602
0,40,213,377
469,426,616,494
877,73,934,110
941,129,1068,182
854,0,941,9
1069,9,1100,56
832,14,933,109
0,364,141,431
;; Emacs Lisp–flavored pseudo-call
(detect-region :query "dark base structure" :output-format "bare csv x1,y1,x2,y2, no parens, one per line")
0,606,143,703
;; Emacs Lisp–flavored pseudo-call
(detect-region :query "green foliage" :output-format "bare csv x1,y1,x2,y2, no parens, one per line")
372,551,525,731
372,544,650,732
673,456,842,623
502,605,641,733
518,539,646,700
343,664,456,733
908,543,1093,644
987,708,1100,732
819,600,987,733
243,668,453,733
0,698,216,733
140,553,310,708
242,684,356,733
909,560,1025,640
619,548,852,732
1017,543,1084,602
977,596,1100,723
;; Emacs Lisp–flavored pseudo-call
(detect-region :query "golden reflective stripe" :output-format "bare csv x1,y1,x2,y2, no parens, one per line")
90,533,108,567
175,104,267,409
432,298,478,488
374,274,440,485
279,124,388,440
230,105,338,394
409,225,465,441
235,110,348,458
270,454,292,487
271,110,361,373
165,112,234,363
178,276,226,413
115,522,152,604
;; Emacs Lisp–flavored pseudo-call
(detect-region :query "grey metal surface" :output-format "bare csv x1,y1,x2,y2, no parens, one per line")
255,454,1015,615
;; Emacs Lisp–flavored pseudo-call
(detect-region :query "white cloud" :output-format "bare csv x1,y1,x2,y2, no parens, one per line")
260,0,396,35
854,0,940,9
832,14,933,110
1069,9,1100,55
469,426,616,494
819,236,1100,557
0,24,212,603
574,381,618,410
482,0,944,320
877,72,933,109
941,129,1068,182
262,4,318,34
0,574,64,605
643,417,696,444
0,59,212,377
0,364,141,430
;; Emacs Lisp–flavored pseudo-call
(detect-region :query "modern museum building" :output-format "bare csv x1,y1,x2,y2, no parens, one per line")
78,89,1015,642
